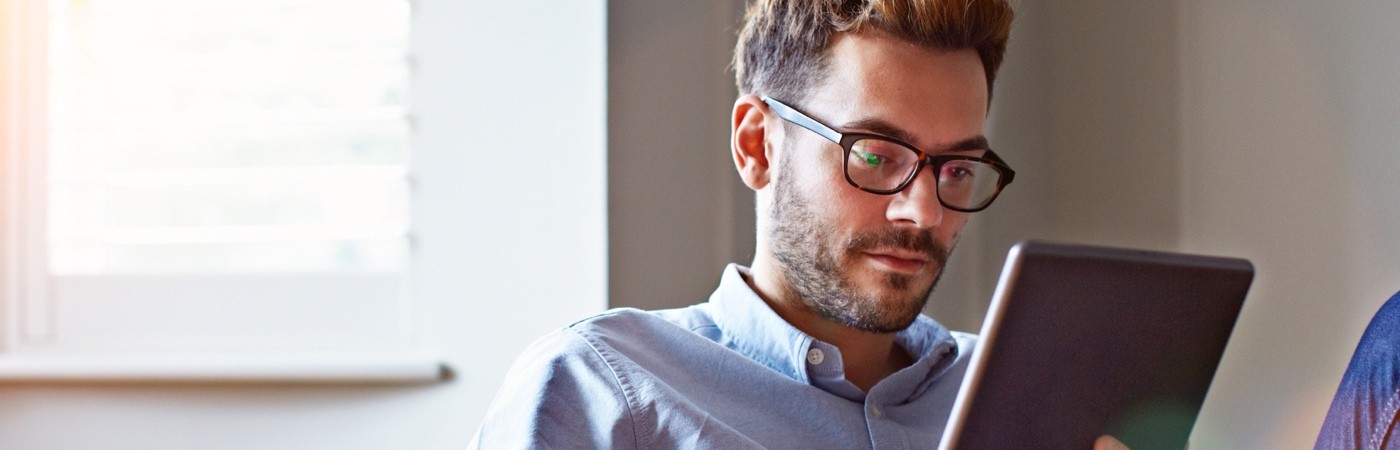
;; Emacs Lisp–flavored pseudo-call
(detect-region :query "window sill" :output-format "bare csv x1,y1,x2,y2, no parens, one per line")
0,352,449,384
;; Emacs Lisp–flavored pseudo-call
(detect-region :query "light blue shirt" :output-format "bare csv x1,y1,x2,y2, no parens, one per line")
471,264,976,449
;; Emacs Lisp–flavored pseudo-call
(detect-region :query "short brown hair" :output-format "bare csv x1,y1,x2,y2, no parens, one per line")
733,0,1014,104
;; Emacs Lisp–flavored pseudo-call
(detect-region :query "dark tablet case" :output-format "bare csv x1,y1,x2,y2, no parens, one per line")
939,241,1254,450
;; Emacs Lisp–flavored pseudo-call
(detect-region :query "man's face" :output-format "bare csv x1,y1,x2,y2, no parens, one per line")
767,32,989,333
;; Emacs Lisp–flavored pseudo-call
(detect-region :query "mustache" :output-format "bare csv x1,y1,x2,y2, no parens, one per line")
844,226,949,263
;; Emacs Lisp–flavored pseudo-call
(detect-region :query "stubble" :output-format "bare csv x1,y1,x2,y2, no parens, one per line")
768,171,952,333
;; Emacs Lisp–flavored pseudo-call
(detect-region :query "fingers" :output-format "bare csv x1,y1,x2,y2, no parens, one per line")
1094,435,1130,450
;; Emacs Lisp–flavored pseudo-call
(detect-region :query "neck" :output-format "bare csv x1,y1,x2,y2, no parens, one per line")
743,259,914,393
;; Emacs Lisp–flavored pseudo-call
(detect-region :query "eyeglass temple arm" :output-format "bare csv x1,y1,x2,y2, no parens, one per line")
760,97,843,143
981,149,1008,165
981,149,1016,185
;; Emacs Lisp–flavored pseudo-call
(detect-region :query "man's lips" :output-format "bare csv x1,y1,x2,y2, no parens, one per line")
863,249,930,274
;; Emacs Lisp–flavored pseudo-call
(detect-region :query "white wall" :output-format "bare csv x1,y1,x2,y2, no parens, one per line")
0,1,607,448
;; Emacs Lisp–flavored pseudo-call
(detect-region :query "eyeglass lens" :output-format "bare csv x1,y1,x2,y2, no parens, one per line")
846,138,1003,210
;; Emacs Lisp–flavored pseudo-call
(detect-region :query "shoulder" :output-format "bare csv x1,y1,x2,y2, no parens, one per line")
499,308,687,393
569,305,717,334
509,305,720,376
1353,291,1400,362
471,306,720,449
566,305,722,349
508,305,717,390
471,315,648,449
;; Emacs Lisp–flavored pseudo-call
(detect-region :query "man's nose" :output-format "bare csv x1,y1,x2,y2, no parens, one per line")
885,165,944,228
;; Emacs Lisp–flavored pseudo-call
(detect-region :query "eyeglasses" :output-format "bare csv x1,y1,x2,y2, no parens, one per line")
762,97,1015,213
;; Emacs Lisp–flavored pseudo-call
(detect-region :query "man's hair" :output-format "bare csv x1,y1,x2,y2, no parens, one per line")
734,0,1014,103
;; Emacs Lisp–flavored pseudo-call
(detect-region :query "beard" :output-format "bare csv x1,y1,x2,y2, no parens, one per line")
768,172,952,334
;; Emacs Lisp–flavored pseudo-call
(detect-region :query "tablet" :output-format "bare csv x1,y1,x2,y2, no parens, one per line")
937,241,1254,450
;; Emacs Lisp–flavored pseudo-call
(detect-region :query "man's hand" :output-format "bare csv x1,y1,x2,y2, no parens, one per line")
1094,435,1130,450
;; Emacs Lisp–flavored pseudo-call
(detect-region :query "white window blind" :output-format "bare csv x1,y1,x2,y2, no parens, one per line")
6,0,415,354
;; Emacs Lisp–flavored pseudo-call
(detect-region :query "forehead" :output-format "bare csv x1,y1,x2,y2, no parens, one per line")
804,31,988,150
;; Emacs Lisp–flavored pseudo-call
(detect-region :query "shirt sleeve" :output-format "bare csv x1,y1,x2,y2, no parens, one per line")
469,329,640,449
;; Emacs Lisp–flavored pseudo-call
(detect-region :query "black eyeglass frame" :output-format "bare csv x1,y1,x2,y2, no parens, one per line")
761,96,1016,213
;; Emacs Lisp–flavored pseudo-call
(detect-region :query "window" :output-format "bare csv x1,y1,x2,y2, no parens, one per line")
3,0,424,368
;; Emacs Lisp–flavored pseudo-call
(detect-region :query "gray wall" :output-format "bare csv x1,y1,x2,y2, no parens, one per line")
930,1,1186,332
608,1,753,310
1179,1,1400,447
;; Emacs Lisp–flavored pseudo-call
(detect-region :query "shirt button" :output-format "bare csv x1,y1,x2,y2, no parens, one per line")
806,348,825,365
869,403,883,419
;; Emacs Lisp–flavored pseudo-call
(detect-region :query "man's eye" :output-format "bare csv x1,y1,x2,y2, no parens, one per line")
854,151,889,167
942,164,975,180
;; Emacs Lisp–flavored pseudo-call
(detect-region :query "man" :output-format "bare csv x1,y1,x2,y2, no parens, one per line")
472,1,1126,448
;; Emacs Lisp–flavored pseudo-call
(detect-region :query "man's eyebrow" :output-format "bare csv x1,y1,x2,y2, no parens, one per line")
840,118,989,153
939,136,991,153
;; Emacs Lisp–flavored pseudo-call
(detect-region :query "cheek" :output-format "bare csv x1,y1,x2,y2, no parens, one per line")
823,185,894,233
800,144,846,187
938,212,970,241
784,144,846,204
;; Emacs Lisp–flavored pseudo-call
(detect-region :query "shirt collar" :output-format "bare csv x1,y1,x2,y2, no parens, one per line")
708,264,814,383
708,263,959,402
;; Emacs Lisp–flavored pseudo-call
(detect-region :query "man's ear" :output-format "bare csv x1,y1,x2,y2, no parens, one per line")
731,94,774,191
